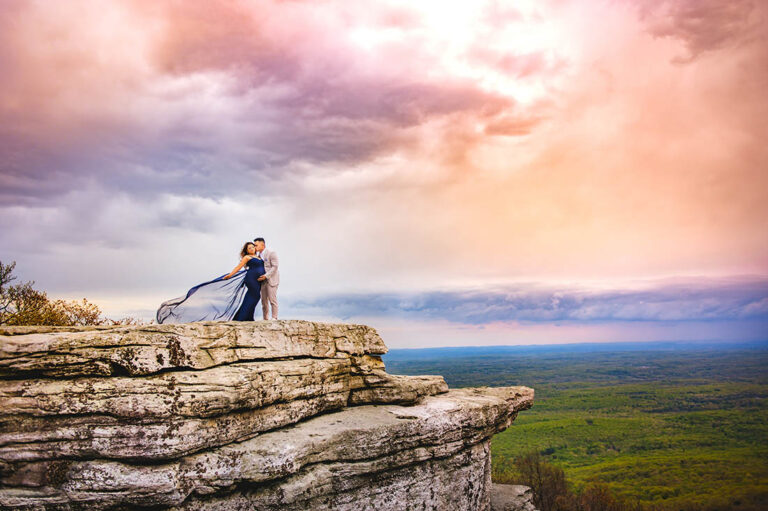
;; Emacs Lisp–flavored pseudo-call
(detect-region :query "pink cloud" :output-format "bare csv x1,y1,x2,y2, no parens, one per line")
0,0,766,316
634,0,763,62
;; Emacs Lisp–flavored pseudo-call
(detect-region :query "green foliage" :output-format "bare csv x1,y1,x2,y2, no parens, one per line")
500,450,664,511
385,346,768,510
493,384,768,508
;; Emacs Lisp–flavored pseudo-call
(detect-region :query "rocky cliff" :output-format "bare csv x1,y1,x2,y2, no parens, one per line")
0,320,534,510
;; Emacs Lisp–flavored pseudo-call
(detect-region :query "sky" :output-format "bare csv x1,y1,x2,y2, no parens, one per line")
1,0,767,348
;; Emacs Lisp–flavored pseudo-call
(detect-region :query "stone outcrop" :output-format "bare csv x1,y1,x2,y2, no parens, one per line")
0,320,534,510
491,484,539,511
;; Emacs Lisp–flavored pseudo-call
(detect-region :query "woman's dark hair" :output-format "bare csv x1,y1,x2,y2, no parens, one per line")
240,242,255,258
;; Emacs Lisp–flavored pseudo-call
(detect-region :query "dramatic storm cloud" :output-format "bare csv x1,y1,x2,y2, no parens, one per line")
1,0,766,346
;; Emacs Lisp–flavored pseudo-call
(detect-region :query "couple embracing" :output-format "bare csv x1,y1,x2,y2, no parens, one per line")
156,237,279,324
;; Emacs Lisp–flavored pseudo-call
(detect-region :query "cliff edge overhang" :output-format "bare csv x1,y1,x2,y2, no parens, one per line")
0,320,533,510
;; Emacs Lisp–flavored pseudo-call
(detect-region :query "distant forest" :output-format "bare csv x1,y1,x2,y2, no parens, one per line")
384,342,768,511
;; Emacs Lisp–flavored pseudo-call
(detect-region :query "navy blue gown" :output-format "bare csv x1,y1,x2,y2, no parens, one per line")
233,257,265,321
156,257,266,324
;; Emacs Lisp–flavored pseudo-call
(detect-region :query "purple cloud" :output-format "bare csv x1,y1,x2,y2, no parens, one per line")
291,275,768,325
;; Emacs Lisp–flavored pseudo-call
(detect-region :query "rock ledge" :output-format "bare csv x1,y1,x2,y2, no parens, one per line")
0,320,533,511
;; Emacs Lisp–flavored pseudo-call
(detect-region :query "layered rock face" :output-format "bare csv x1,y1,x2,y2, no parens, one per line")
0,320,534,510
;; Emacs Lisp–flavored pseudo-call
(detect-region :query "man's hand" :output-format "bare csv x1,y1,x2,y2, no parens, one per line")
258,275,267,281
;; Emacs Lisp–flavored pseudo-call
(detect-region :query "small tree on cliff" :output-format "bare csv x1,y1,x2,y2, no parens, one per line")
0,260,140,326
514,451,572,511
577,483,625,511
0,261,48,325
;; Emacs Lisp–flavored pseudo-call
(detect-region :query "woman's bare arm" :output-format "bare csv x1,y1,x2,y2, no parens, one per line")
223,257,249,279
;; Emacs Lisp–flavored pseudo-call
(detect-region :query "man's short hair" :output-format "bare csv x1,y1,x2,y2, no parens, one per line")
253,237,265,243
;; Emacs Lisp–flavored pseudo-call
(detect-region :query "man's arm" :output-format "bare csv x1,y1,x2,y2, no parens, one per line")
264,251,279,281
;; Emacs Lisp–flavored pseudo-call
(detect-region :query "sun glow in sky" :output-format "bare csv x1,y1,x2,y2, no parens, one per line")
1,0,767,346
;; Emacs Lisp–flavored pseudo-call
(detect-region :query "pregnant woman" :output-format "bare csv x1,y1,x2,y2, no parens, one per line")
156,242,266,323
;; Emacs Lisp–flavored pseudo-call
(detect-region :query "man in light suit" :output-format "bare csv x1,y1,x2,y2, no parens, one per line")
254,237,279,320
